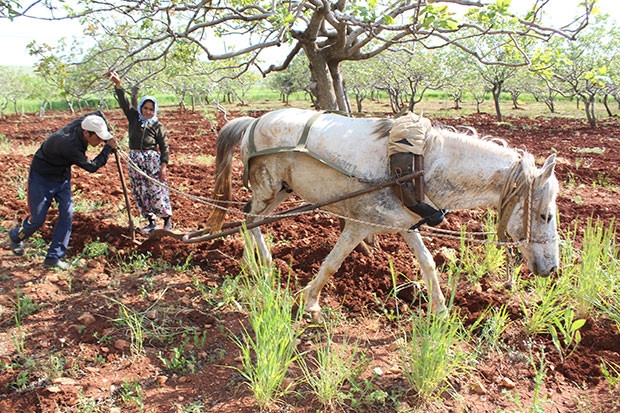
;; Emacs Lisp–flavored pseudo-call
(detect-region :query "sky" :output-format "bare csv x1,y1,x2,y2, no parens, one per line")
0,0,618,68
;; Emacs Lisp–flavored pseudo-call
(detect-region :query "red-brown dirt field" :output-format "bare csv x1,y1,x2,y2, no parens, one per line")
0,105,619,413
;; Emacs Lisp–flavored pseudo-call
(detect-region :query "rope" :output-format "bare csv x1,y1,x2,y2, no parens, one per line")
114,149,531,246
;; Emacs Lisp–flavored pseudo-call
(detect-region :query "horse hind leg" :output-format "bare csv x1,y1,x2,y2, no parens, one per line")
304,222,372,318
243,163,291,268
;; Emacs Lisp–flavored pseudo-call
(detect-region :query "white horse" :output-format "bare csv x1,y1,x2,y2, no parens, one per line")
207,108,559,316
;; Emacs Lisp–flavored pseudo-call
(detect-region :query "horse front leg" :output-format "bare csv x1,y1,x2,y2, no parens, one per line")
304,224,370,319
401,230,447,314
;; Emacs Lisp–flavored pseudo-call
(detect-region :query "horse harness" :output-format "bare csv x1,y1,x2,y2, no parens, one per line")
498,158,533,244
242,112,353,188
388,113,447,228
243,111,447,229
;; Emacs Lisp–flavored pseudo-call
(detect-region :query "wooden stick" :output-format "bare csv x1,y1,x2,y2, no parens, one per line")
114,150,136,244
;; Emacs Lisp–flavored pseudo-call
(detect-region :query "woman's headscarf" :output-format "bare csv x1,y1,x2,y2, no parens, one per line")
138,96,159,127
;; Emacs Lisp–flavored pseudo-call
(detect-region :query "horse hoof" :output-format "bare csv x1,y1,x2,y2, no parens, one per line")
305,309,322,323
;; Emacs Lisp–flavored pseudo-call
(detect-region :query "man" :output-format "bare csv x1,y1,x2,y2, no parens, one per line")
9,111,118,269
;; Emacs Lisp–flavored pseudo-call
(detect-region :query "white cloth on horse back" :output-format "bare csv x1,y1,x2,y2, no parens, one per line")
388,112,431,157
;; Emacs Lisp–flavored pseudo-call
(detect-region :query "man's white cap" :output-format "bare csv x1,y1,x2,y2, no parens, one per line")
81,115,113,141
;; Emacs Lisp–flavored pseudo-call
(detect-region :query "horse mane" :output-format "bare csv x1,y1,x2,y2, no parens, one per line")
425,123,519,160
372,118,393,140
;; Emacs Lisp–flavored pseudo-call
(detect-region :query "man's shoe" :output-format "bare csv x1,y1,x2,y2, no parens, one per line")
9,236,24,256
43,259,71,270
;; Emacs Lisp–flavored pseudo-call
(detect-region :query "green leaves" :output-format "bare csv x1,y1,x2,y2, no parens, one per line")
467,0,513,25
420,4,459,30
347,0,379,22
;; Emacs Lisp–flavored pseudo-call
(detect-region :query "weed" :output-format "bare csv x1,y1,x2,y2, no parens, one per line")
158,346,196,374
174,253,194,272
119,379,144,409
193,274,242,310
570,218,618,317
601,359,620,389
8,170,28,200
449,214,505,287
73,187,104,213
0,133,8,149
298,327,364,409
74,392,104,413
574,146,604,154
12,290,39,322
115,251,152,273
93,354,106,366
346,371,389,411
528,347,551,409
230,228,303,409
593,172,613,188
107,297,148,356
92,330,113,345
82,238,110,258
470,304,512,351
195,154,215,166
184,328,208,350
564,171,578,188
399,309,472,401
501,347,550,412
520,278,586,360
179,402,206,412
549,307,586,359
10,370,31,391
42,354,66,380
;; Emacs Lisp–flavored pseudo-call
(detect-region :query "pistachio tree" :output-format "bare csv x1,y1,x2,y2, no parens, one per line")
343,58,383,113
267,54,312,105
0,67,27,117
539,14,619,126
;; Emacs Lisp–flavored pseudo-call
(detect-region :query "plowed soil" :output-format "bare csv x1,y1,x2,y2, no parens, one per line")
0,106,619,412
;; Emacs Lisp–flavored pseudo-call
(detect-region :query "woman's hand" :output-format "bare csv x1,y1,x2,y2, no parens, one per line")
108,71,122,88
159,163,168,182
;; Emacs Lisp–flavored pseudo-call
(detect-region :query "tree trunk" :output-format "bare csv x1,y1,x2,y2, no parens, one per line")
328,61,350,112
584,96,596,127
305,50,338,110
543,99,555,113
603,94,613,117
39,101,48,120
511,92,520,109
355,94,364,112
492,82,503,121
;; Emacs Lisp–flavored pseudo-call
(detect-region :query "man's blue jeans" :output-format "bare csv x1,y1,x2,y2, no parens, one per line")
10,170,73,261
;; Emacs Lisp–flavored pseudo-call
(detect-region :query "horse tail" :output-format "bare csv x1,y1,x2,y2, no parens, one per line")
206,116,255,233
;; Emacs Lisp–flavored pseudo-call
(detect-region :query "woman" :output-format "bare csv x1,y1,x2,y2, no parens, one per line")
109,71,173,232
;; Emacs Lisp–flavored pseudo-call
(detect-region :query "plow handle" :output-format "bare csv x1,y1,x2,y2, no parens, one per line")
114,150,136,243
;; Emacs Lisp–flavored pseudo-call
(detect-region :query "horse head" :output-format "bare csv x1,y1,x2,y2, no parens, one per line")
503,154,560,277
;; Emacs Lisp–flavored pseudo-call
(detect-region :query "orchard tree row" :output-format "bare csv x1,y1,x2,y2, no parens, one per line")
1,0,618,126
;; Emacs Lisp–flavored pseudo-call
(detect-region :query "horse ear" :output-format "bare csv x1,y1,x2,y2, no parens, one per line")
539,154,556,182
